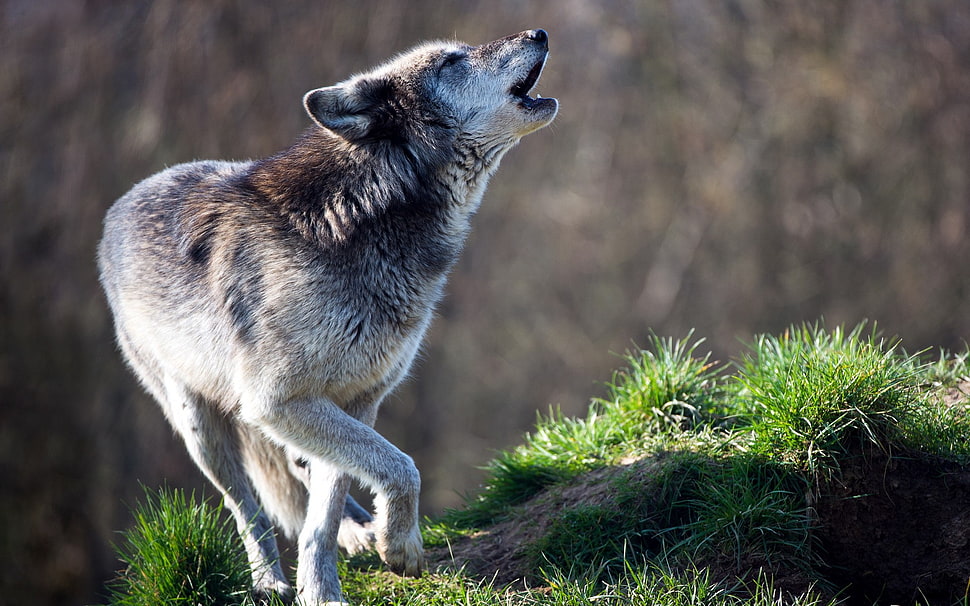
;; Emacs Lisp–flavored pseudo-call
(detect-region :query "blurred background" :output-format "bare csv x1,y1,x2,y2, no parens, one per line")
1,1,968,604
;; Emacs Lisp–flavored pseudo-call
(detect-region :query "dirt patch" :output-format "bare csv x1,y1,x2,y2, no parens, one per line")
427,459,662,586
943,379,970,411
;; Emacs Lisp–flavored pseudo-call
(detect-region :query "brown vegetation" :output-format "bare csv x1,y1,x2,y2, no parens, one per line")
2,2,969,604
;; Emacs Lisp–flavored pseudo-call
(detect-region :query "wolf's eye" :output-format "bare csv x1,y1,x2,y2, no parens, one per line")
439,52,465,72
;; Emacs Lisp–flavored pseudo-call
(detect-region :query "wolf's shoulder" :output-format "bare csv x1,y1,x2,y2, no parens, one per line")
101,159,270,267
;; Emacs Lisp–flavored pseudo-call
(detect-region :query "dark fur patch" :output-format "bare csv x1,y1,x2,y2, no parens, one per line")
224,241,264,344
184,215,217,266
356,79,411,145
173,163,231,267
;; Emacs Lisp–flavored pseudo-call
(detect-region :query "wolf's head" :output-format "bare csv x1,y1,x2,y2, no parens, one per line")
303,30,558,156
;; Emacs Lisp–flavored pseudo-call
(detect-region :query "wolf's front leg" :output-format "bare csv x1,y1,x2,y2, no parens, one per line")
296,459,351,605
245,397,425,588
287,452,377,556
372,485,424,577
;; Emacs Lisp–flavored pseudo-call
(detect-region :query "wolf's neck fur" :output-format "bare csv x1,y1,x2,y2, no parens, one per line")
448,133,517,212
250,129,510,250
246,129,514,306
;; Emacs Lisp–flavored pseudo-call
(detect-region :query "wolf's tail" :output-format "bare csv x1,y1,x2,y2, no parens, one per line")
236,421,307,541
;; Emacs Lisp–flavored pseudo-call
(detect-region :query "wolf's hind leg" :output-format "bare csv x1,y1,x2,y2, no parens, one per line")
288,452,376,555
163,380,294,602
337,493,376,555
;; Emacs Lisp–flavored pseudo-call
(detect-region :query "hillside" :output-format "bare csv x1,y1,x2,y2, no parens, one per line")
103,323,970,605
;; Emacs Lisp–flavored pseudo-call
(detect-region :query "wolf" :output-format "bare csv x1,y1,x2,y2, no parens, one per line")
97,29,557,604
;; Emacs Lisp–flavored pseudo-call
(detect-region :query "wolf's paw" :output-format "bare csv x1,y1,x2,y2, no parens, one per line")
252,579,295,604
338,516,376,555
376,523,424,577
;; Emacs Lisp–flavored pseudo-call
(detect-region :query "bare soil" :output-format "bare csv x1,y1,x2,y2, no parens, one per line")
428,462,652,587
429,381,970,604
816,380,970,604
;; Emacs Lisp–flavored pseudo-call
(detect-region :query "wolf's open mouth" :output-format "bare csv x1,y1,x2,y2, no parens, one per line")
510,59,546,109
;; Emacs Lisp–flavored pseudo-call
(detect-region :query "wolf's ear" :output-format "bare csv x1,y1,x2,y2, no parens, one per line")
303,85,374,140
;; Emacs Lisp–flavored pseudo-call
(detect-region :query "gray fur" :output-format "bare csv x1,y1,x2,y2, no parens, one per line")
98,29,556,605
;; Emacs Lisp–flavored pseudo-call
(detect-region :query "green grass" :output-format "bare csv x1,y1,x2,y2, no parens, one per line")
104,487,255,606
732,323,923,477
674,456,815,572
734,323,970,473
102,321,970,606
337,561,830,606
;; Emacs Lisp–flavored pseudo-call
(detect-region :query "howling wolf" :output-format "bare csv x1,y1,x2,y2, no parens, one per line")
98,29,557,604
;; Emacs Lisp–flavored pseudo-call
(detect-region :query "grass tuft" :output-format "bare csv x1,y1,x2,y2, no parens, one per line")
674,457,814,571
733,322,924,477
104,487,253,606
601,331,725,434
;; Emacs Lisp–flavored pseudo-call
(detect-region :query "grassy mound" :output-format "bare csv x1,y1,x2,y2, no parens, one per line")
102,322,970,605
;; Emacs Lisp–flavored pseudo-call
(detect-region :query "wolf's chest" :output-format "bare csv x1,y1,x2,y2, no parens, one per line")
288,305,431,408
264,273,437,400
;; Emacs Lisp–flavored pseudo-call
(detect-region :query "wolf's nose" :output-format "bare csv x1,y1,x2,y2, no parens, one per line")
527,29,548,44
